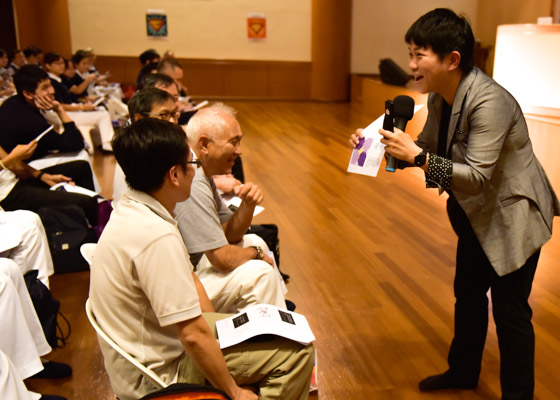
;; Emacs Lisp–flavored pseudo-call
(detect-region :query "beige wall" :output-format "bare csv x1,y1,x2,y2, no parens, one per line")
477,0,552,73
67,0,311,61
351,0,478,74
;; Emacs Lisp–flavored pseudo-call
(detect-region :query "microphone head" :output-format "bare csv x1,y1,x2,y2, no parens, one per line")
393,95,415,121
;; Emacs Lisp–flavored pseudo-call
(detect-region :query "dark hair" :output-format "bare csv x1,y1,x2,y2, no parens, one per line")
128,88,175,119
71,50,89,65
139,49,160,65
141,72,175,90
44,52,63,65
157,57,183,72
112,118,189,192
405,8,474,73
13,64,49,94
9,49,23,62
0,49,6,58
23,45,42,58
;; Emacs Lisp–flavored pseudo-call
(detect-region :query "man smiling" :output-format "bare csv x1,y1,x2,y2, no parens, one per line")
175,103,286,313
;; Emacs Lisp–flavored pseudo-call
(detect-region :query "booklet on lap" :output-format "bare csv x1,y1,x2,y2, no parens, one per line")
216,304,315,349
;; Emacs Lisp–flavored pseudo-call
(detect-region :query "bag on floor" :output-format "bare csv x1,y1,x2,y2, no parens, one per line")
38,205,97,274
248,224,281,267
24,270,71,348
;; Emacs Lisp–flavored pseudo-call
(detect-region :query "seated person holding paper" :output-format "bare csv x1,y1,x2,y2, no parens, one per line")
91,118,314,400
0,65,87,162
0,141,98,225
44,52,115,152
175,103,286,313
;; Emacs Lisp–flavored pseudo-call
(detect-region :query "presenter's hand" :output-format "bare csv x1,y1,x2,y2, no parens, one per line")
379,127,421,164
349,128,364,148
238,182,264,207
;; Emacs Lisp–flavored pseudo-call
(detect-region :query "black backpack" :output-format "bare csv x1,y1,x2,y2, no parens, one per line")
24,270,70,348
38,205,97,274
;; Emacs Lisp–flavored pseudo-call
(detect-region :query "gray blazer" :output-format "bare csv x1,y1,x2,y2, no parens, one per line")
417,68,560,276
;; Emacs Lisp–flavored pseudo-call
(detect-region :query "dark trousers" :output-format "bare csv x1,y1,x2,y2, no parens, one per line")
446,195,538,400
0,161,98,225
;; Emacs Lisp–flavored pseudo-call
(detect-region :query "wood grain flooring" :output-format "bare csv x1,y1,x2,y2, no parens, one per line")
26,100,560,400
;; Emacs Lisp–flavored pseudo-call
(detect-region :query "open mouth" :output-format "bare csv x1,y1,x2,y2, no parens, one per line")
414,75,424,82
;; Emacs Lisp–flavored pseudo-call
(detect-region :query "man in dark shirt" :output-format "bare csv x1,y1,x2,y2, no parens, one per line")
0,65,85,162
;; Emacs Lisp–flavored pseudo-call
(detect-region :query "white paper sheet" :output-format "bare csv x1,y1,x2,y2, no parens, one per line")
216,304,315,349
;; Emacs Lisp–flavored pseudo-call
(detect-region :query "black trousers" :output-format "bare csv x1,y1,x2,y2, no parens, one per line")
0,161,98,225
446,195,538,400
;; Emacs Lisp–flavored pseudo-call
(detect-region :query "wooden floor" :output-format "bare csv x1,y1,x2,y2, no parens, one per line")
27,100,560,400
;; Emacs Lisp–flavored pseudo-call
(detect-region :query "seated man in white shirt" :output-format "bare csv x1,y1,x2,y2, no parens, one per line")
91,118,314,400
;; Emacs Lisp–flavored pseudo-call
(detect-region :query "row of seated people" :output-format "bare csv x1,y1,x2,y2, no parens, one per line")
1,46,128,153
0,210,73,399
92,116,315,400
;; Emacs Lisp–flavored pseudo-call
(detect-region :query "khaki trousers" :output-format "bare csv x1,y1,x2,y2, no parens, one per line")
178,313,315,400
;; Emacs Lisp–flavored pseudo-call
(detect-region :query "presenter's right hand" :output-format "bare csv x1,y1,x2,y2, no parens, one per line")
349,128,364,148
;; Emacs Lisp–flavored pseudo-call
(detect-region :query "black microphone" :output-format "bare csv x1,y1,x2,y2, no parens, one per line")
385,95,415,172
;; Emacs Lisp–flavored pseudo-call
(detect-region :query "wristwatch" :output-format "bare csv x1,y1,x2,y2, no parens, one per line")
414,149,428,167
251,246,264,260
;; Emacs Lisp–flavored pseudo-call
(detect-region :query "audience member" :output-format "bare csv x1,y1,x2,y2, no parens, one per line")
91,118,314,400
23,46,43,66
0,140,98,226
140,72,196,123
44,52,114,152
65,50,99,100
0,49,15,98
0,65,85,162
177,103,286,312
112,88,178,202
157,57,189,98
137,49,160,88
8,49,26,77
0,259,70,400
0,210,54,287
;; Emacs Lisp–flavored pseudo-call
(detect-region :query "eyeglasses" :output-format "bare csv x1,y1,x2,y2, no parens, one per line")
143,110,180,122
184,160,202,168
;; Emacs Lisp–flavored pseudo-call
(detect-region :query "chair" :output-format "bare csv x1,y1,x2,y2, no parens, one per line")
85,298,167,389
80,243,97,266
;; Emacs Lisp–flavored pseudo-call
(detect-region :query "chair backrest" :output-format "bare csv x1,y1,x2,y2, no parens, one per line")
80,243,97,266
84,298,168,389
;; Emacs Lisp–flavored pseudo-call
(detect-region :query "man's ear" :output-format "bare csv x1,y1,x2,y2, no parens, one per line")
22,89,35,102
167,165,181,187
198,135,211,155
448,51,461,71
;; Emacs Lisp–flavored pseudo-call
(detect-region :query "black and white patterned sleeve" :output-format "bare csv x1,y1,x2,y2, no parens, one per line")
425,153,453,189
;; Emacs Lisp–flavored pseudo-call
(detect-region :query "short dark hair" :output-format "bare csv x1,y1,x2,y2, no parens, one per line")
141,73,175,90
139,49,160,65
128,88,175,119
23,45,42,58
112,118,189,193
13,64,49,95
0,49,6,58
71,50,89,65
44,52,63,65
405,8,474,73
9,49,22,61
157,57,183,72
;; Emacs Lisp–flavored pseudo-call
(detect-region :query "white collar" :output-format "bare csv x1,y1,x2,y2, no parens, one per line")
47,72,61,83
